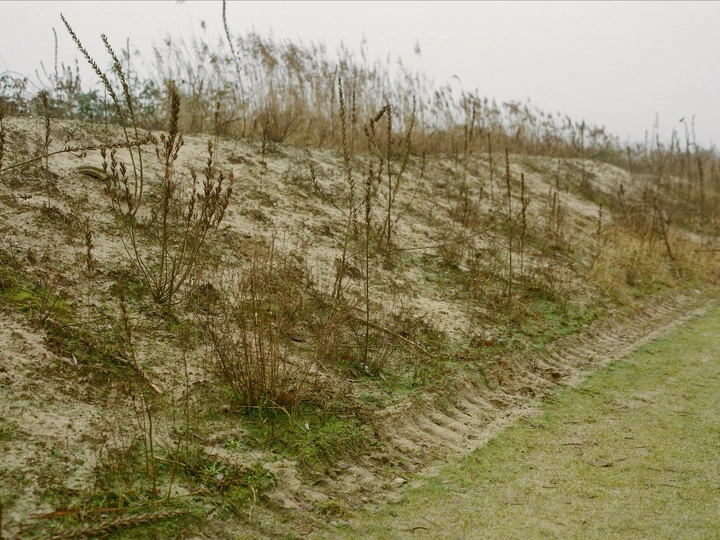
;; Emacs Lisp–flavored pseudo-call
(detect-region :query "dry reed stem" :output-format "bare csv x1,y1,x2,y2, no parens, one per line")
0,136,151,175
0,104,5,171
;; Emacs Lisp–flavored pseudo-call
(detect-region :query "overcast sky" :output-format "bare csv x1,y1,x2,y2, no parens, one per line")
1,1,718,149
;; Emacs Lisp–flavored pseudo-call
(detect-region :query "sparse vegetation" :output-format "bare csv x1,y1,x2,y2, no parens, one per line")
344,304,720,539
0,4,718,540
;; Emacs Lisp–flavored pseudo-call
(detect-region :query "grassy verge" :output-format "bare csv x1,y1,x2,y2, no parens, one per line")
340,303,720,539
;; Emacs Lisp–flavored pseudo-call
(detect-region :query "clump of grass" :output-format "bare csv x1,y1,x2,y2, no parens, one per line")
203,244,319,408
243,407,374,470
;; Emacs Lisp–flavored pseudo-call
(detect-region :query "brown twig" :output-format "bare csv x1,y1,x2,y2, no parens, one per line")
0,137,151,174
346,311,435,358
41,315,163,394
47,509,188,539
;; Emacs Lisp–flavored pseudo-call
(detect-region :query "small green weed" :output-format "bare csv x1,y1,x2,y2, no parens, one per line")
243,407,375,470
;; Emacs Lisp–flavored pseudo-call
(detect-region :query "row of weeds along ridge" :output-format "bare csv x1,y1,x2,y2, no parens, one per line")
0,3,719,538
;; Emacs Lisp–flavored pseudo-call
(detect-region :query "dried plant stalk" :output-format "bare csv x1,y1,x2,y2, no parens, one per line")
102,83,233,308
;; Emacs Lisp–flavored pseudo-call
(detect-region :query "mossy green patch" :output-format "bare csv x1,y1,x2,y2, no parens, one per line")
242,407,376,470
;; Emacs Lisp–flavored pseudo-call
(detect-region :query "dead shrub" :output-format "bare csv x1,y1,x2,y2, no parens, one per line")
203,245,318,408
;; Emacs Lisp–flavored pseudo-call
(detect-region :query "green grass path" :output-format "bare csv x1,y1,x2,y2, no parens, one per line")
340,304,720,539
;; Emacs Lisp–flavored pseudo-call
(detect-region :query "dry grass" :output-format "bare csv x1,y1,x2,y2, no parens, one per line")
203,244,320,408
6,6,707,176
0,6,719,540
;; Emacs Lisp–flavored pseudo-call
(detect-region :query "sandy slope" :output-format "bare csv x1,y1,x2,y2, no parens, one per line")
0,117,715,538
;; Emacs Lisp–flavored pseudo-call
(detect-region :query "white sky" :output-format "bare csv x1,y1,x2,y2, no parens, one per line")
1,1,718,148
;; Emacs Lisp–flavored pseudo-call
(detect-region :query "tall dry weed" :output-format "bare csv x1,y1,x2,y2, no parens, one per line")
102,82,233,308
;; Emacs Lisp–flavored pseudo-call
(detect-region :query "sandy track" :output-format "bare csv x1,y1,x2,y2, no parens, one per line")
339,297,720,539
375,289,712,464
